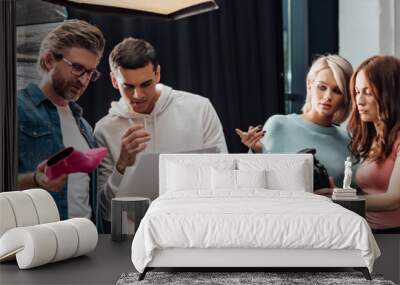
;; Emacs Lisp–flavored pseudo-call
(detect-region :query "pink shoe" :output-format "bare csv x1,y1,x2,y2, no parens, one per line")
45,147,108,179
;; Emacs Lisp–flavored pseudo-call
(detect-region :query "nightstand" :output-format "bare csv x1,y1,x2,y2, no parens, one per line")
111,197,151,242
331,196,366,218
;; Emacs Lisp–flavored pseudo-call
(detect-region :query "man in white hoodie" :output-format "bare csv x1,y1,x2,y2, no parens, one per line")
94,37,227,227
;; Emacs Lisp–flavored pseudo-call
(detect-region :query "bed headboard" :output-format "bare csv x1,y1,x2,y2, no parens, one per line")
159,153,314,194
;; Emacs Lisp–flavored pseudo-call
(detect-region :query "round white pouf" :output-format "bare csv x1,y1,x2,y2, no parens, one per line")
42,221,79,262
0,195,17,237
0,226,57,269
1,192,39,227
66,218,98,257
24,189,60,223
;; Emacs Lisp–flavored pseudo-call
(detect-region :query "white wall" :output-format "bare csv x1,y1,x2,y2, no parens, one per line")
339,0,400,68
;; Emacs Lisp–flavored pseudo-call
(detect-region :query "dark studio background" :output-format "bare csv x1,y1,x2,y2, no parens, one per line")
1,0,339,190
67,0,285,153
285,0,338,112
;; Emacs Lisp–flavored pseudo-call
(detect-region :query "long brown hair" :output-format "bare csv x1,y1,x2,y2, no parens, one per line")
348,55,400,162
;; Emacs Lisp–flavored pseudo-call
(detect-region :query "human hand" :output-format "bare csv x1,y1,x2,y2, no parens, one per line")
235,125,265,153
314,177,336,196
36,160,67,192
116,124,151,174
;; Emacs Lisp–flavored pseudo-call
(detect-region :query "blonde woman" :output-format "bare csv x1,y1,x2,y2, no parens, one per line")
236,55,353,190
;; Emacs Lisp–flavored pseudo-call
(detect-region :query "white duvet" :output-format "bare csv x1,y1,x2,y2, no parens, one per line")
131,190,380,273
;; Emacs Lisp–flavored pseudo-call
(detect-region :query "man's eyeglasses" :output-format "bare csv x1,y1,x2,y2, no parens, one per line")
55,54,101,82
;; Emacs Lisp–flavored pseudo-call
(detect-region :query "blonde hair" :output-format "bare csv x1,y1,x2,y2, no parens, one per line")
37,19,105,74
302,54,353,124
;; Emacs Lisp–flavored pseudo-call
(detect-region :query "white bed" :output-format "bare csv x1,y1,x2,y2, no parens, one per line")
131,154,380,280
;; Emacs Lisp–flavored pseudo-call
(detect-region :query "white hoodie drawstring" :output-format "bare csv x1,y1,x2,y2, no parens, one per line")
153,112,157,152
109,84,173,154
143,117,152,152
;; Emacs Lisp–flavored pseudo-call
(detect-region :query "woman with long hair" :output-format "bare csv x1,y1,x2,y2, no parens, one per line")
236,54,353,190
348,55,400,231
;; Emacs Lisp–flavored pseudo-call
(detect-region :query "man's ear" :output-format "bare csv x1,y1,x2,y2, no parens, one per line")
155,65,161,83
110,72,120,90
41,52,56,72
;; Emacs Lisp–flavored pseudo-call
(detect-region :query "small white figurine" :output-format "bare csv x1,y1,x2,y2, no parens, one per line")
342,157,352,189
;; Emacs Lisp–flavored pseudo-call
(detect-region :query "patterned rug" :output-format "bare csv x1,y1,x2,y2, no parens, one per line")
117,271,395,285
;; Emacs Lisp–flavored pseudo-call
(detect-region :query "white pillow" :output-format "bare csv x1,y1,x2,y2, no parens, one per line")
237,169,267,188
211,168,236,189
238,159,308,191
166,160,235,191
166,162,208,191
266,163,307,191
211,169,267,190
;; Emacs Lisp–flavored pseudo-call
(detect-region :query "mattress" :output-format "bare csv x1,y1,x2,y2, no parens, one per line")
131,190,380,272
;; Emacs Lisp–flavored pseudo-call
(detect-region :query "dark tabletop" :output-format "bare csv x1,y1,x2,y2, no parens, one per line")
0,234,134,285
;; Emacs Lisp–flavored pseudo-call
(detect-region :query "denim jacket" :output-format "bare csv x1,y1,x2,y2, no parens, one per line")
17,83,98,222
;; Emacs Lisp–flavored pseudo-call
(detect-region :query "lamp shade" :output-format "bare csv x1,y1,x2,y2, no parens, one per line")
44,0,219,20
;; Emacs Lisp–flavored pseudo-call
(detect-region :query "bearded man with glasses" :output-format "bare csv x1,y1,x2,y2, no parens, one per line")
17,20,106,224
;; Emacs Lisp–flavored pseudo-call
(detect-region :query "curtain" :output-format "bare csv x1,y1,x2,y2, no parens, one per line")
68,0,284,152
0,0,17,192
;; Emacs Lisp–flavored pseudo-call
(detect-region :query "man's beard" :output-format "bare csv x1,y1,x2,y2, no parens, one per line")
52,72,84,102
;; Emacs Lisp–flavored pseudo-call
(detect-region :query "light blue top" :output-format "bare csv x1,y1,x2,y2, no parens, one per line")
260,113,353,187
